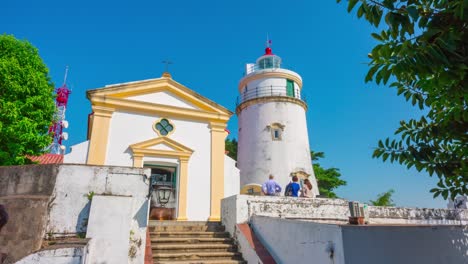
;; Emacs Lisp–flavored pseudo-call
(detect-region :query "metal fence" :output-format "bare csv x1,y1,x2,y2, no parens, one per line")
236,85,303,105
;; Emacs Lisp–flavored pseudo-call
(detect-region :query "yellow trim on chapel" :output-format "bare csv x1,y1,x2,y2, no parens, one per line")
86,106,114,165
86,75,231,221
208,121,228,221
87,77,232,116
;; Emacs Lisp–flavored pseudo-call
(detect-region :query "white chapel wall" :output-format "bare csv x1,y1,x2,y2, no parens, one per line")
127,91,198,110
63,140,89,164
105,110,212,220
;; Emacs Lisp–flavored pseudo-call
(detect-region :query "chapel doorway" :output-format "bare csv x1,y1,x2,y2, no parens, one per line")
147,165,178,220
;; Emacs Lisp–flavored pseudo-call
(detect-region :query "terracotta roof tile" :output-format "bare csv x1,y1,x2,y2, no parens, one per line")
28,154,63,164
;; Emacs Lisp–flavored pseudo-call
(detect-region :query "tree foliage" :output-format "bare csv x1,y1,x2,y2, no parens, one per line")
225,138,238,161
0,34,56,165
370,189,396,206
311,151,347,198
338,0,468,200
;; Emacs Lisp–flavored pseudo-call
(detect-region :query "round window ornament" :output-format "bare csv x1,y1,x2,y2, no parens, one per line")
153,118,175,136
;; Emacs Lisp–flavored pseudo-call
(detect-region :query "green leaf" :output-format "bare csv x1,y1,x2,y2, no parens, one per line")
347,0,359,12
371,33,383,41
406,6,419,21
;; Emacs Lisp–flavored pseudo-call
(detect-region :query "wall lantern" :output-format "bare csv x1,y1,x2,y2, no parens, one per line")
156,186,172,207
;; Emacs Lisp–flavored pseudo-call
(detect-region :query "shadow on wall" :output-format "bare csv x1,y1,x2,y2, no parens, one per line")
341,225,468,264
450,226,468,260
134,200,149,228
76,199,91,235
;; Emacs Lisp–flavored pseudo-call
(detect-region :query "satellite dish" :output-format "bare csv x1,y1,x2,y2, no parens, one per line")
61,132,69,141
60,145,66,151
62,120,69,128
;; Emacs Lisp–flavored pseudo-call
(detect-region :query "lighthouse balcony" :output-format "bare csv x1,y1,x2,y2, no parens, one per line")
236,84,306,106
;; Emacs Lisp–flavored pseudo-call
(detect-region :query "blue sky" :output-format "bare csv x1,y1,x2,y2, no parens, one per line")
2,0,446,208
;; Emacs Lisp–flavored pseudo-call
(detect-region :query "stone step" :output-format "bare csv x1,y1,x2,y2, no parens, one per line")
153,252,244,261
154,259,247,264
152,243,237,253
149,224,225,232
151,231,230,238
152,237,233,244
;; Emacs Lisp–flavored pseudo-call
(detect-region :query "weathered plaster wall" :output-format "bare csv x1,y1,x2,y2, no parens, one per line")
0,164,59,262
0,164,150,264
47,165,150,264
221,195,468,237
248,215,468,264
15,247,85,264
251,215,345,264
342,225,468,264
86,195,133,264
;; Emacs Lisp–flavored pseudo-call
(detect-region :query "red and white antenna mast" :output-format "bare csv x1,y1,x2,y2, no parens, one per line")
48,66,72,154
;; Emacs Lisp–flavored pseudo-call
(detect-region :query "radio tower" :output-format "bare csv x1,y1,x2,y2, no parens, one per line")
48,66,72,154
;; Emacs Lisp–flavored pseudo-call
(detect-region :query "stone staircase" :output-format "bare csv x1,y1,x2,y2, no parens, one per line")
149,221,246,264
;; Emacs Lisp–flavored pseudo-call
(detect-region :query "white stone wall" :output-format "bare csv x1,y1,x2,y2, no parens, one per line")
86,195,133,264
15,247,85,264
224,155,240,198
237,101,318,195
221,195,468,236
105,110,212,220
45,165,150,264
223,196,468,264
251,215,345,264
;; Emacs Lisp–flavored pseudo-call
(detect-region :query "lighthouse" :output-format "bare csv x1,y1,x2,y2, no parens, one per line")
236,43,319,195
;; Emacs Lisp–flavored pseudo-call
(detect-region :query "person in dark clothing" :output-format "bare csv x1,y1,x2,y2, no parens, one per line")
285,175,301,197
0,204,8,232
290,175,301,197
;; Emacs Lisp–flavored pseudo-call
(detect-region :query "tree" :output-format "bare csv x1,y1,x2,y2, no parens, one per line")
338,0,468,200
0,34,56,165
370,189,396,206
311,151,347,198
225,138,238,161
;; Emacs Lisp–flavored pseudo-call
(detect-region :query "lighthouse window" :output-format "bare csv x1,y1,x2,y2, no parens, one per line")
268,122,285,141
273,129,281,140
286,79,295,97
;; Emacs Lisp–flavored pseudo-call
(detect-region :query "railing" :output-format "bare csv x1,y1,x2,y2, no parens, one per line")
236,85,304,106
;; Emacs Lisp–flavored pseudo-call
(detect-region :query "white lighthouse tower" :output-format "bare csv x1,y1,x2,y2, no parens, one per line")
237,43,319,195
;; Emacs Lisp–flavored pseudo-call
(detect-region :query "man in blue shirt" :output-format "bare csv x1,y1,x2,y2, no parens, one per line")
285,175,301,197
290,176,301,197
262,175,282,196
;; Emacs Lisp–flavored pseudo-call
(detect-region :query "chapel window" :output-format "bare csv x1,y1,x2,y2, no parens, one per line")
154,118,174,136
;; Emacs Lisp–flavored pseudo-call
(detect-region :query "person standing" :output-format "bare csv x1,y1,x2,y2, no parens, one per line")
301,178,314,198
290,176,301,197
262,175,282,196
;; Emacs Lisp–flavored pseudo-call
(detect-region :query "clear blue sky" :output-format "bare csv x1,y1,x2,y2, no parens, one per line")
2,0,446,208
